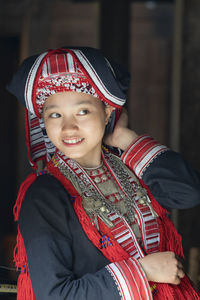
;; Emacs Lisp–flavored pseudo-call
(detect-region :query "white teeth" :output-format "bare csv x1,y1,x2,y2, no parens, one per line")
63,138,82,144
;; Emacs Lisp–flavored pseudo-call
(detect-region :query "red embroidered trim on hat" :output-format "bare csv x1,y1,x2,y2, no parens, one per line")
35,53,100,113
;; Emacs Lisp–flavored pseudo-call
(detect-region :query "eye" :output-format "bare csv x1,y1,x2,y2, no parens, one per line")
49,112,61,118
77,109,89,116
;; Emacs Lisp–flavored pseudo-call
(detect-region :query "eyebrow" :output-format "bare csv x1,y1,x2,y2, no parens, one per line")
44,105,58,111
44,100,94,111
75,100,94,106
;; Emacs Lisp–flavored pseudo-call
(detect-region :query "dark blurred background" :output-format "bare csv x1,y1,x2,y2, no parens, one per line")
0,0,200,298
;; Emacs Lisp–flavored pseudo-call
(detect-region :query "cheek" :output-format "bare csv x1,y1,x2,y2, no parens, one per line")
87,115,106,132
44,121,58,139
89,117,106,139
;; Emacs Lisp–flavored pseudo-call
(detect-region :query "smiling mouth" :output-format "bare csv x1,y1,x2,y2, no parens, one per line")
63,138,83,145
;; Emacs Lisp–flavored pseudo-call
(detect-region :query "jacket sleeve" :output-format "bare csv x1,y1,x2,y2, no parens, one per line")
18,175,152,300
121,135,200,209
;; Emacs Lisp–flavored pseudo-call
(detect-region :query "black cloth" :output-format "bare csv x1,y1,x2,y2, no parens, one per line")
142,150,200,209
19,150,200,299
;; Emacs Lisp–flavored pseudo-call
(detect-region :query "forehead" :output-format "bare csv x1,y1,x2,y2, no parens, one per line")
43,91,103,110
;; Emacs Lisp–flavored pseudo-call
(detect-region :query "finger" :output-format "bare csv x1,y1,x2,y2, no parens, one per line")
177,261,183,270
177,268,185,279
172,276,181,285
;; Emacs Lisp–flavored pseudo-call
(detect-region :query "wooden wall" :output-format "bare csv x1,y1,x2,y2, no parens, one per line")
129,3,174,145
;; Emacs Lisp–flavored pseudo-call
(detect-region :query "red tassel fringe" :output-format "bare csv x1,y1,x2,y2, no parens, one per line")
13,173,37,300
17,272,36,300
14,229,36,300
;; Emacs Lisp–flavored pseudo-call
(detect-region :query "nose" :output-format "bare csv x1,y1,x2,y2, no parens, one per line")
61,116,78,132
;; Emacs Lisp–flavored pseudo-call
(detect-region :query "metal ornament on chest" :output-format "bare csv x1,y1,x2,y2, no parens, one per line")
52,151,158,230
81,196,114,229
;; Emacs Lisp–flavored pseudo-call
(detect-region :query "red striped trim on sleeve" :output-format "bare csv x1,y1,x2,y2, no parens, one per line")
121,135,168,178
106,258,152,300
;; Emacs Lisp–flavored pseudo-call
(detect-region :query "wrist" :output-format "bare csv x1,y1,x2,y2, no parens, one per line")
116,128,138,151
138,258,149,280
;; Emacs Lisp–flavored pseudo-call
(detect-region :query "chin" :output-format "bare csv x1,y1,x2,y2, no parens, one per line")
62,151,83,161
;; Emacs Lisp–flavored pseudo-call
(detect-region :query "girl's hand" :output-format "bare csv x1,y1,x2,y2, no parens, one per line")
104,109,138,151
138,252,185,285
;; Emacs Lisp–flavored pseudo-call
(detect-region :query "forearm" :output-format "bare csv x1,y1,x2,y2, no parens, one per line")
109,127,138,151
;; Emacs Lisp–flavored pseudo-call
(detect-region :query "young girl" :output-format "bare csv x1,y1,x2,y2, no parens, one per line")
8,47,200,299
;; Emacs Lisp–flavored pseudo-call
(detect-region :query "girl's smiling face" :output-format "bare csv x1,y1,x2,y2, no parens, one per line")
43,91,113,168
